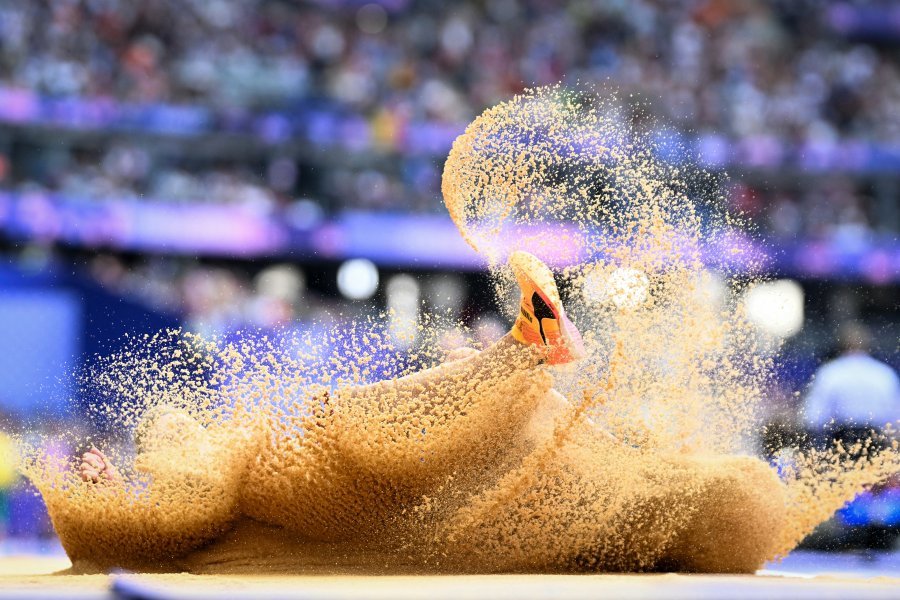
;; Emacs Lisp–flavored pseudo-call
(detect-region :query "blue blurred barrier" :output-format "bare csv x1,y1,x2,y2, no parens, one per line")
0,291,79,417
838,489,900,528
2,193,899,280
0,261,179,422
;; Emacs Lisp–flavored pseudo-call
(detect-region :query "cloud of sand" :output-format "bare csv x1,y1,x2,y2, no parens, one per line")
13,86,900,574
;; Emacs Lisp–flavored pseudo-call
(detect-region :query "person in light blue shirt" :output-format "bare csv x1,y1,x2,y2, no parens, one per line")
803,322,900,433
802,322,900,534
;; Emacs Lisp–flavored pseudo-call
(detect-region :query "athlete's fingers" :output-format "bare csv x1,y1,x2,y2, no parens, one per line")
82,453,104,470
80,465,99,483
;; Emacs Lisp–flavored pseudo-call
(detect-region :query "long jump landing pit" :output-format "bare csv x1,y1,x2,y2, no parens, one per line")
10,88,900,597
2,556,899,600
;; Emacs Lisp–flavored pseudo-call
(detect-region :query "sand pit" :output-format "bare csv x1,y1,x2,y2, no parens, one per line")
2,555,900,600
9,86,900,577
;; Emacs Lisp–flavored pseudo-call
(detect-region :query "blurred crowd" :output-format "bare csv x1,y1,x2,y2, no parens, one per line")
82,251,505,346
729,177,888,241
2,143,441,214
12,147,284,211
0,0,897,230
86,253,320,334
0,0,898,143
3,140,892,233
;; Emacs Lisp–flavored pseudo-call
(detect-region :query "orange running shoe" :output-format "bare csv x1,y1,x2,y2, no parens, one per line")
509,251,585,365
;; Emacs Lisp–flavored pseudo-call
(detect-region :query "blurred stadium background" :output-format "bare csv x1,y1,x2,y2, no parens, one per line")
0,0,897,557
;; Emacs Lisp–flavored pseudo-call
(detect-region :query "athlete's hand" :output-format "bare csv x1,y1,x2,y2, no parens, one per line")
80,447,120,484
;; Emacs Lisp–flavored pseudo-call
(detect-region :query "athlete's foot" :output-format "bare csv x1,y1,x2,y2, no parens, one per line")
509,251,585,365
80,447,120,484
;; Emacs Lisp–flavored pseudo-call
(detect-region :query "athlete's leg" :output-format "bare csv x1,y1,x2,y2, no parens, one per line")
241,251,586,541
331,251,585,477
336,250,584,415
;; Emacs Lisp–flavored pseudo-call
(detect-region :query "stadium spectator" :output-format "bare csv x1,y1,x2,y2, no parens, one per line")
803,322,900,439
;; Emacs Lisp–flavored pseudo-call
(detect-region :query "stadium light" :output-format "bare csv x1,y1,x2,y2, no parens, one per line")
337,258,379,300
742,279,804,339
387,274,420,346
583,266,650,310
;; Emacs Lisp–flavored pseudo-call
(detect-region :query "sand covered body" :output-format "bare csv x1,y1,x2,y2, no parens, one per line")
16,87,900,576
21,335,790,576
